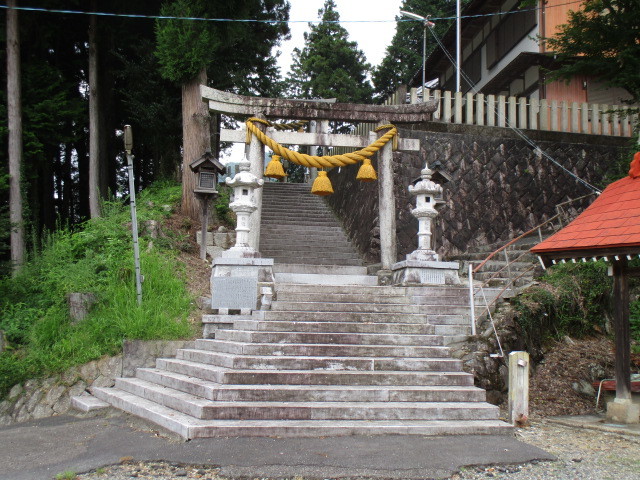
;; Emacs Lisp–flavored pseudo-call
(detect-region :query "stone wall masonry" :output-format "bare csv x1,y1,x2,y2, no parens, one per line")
327,122,629,261
0,340,192,425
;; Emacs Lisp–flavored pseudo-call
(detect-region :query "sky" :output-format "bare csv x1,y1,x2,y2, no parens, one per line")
277,0,404,75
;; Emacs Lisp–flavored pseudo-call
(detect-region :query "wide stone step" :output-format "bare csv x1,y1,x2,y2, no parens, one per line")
113,379,497,421
271,301,422,314
92,387,512,439
273,264,367,275
194,339,450,358
230,319,433,334
175,349,461,372
215,329,441,345
273,273,375,285
156,359,472,386
136,368,486,402
262,310,427,324
434,325,472,336
410,295,472,306
264,251,362,262
261,224,346,233
276,283,407,295
276,292,410,304
262,244,359,255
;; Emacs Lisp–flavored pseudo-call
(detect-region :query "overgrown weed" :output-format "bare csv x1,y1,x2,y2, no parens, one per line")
0,182,195,398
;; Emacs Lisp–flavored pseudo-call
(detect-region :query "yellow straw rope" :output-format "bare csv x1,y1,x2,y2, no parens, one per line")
246,117,398,169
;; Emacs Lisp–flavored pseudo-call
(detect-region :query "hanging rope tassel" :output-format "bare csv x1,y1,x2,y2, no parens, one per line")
311,170,334,196
265,154,287,179
356,158,377,182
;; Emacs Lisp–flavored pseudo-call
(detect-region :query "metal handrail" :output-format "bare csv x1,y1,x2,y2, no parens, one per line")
468,193,597,339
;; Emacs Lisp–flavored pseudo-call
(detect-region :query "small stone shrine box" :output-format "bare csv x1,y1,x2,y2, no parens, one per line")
532,151,640,424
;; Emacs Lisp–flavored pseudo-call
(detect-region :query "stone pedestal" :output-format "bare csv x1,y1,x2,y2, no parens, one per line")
606,398,640,424
392,259,460,285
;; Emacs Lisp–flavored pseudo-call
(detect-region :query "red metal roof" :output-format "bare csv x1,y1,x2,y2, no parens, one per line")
531,153,640,257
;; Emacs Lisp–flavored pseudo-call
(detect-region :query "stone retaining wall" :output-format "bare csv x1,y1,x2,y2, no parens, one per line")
0,340,191,426
327,122,629,261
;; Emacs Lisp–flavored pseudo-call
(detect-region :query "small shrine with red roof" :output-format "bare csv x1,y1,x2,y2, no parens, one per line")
531,152,640,424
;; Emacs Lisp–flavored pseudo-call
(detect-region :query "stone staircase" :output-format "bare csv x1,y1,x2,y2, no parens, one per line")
93,280,511,439
260,182,363,266
451,236,544,289
90,181,512,439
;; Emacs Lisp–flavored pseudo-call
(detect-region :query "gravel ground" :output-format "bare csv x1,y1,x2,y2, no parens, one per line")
73,420,640,480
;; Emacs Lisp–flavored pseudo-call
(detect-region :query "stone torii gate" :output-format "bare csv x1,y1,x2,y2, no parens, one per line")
201,86,437,274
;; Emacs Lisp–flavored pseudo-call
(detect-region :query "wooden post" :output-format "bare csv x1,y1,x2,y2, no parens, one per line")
378,120,396,272
454,91,463,124
612,259,631,401
248,113,266,252
199,195,209,260
539,99,549,131
486,94,495,127
443,90,452,123
508,96,517,127
508,351,530,425
529,98,539,130
476,93,485,126
518,97,527,129
592,103,600,135
465,92,474,125
497,96,506,127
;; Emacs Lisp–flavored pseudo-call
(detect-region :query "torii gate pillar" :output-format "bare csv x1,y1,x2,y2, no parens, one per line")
247,114,266,252
377,119,397,282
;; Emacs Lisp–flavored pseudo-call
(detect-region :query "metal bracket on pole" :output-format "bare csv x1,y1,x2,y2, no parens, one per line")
124,125,142,305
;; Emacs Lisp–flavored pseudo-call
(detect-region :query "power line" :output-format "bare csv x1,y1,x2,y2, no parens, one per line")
425,25,602,195
0,0,585,24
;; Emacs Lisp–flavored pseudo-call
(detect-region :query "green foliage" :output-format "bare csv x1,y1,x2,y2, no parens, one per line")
155,0,290,94
0,183,194,399
511,262,612,349
286,0,373,104
55,472,77,480
544,0,639,104
214,185,235,228
373,0,468,100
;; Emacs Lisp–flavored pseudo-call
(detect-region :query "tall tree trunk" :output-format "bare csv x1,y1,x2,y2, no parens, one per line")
88,5,101,218
181,68,211,220
7,0,24,274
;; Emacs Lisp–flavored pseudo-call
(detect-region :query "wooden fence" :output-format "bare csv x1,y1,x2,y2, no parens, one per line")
339,87,637,147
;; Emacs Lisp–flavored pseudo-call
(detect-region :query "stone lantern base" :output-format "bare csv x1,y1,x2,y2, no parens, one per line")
391,259,461,286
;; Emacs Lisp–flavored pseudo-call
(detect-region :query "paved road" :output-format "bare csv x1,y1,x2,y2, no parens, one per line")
0,412,554,480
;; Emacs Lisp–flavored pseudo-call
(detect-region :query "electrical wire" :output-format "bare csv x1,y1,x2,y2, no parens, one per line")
0,0,585,24
425,24,602,195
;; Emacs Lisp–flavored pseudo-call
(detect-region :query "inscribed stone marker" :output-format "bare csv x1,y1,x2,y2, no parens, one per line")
211,277,258,310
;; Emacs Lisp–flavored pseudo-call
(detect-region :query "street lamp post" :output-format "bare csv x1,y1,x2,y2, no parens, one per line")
400,10,434,103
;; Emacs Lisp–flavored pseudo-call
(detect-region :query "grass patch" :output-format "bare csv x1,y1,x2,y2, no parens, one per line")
510,262,613,350
0,182,195,399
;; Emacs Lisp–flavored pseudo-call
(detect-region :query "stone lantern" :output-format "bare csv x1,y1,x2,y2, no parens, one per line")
407,165,442,261
391,162,460,285
222,156,264,258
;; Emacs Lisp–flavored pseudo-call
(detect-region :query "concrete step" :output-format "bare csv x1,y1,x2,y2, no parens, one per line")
214,329,442,346
434,325,472,336
271,301,422,314
261,310,427,324
194,339,450,358
156,359,474,386
261,224,346,234
273,264,367,275
264,251,362,262
230,319,433,335
275,283,407,295
175,349,462,372
272,259,364,268
92,387,512,439
262,244,359,255
136,368,487,402
276,291,410,304
113,379,497,421
273,273,376,285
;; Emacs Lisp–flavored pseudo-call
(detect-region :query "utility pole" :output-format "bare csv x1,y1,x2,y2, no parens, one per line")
124,125,142,305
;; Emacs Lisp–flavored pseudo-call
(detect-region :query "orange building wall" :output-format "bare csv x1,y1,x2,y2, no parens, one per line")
544,77,588,103
541,0,582,52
